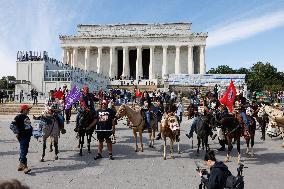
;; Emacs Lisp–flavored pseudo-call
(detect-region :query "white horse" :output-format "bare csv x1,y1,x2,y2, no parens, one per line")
258,105,284,147
33,115,60,161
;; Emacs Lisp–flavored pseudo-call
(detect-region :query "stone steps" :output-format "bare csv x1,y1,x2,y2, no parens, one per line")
0,103,45,115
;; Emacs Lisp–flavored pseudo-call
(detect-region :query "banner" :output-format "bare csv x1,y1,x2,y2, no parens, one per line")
219,80,237,112
64,85,82,110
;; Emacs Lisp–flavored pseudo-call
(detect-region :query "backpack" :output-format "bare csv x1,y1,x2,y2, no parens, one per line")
225,175,244,189
10,120,19,134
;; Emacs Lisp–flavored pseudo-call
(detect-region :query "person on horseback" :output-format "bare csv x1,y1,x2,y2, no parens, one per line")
238,93,250,136
74,86,96,132
186,105,199,140
93,100,116,160
216,104,229,151
139,91,153,132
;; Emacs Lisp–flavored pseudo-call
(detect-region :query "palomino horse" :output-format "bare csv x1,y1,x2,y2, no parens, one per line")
116,104,157,152
33,115,60,162
258,105,284,147
160,112,180,160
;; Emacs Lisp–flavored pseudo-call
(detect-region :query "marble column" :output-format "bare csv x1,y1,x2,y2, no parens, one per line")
84,47,90,71
199,45,206,74
66,50,70,66
136,46,142,80
72,47,78,68
62,48,67,65
149,46,155,79
162,45,168,78
109,46,117,78
97,46,102,73
188,45,194,74
122,46,129,78
175,45,181,74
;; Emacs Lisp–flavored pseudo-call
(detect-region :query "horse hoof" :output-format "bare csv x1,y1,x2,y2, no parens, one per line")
40,158,44,162
79,152,83,156
55,156,58,160
49,149,53,152
163,157,166,160
141,149,144,152
178,150,181,154
88,151,91,154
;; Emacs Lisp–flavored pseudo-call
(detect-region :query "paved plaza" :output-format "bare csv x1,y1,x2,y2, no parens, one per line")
0,114,284,189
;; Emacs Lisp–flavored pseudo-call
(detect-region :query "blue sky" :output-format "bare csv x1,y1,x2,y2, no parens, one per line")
0,0,284,77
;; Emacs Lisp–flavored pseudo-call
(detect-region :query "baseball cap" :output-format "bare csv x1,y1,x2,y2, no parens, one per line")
20,104,32,111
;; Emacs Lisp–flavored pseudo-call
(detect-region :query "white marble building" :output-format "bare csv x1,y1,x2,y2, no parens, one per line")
59,23,208,80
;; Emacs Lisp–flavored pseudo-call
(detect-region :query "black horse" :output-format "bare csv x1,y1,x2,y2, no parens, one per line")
76,110,95,156
196,112,214,154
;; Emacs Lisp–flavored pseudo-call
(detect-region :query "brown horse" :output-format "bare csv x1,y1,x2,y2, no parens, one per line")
160,112,180,160
116,104,157,152
219,114,242,163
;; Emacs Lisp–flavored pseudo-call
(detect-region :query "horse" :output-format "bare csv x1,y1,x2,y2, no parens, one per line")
76,110,95,156
239,107,257,157
33,115,60,162
219,114,242,163
116,104,157,152
160,112,180,160
258,105,284,147
195,112,214,154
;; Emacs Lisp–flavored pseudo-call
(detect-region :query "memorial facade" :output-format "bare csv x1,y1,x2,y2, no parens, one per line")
59,23,208,80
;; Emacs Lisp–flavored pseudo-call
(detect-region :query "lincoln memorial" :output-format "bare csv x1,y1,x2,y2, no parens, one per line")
59,23,208,80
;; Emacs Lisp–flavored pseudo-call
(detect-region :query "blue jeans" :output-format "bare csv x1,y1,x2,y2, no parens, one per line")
146,111,151,130
188,117,198,137
240,112,250,130
19,136,31,163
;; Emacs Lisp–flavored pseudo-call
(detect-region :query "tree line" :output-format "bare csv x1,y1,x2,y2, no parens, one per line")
207,62,284,92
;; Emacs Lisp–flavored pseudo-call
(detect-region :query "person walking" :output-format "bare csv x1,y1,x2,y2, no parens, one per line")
10,104,33,174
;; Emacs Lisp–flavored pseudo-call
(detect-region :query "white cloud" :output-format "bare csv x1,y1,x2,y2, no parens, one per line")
207,11,284,48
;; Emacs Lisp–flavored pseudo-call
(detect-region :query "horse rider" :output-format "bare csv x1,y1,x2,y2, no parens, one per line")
155,100,165,140
74,86,97,132
139,91,153,132
91,100,116,160
237,93,250,136
44,91,66,134
216,104,229,151
10,105,33,174
185,105,199,140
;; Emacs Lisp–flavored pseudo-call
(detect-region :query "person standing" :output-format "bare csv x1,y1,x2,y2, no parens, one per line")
10,105,33,174
198,150,231,189
33,89,38,105
92,100,116,160
19,90,24,103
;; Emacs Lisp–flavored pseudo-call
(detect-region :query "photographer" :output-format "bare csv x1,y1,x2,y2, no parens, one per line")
198,150,231,189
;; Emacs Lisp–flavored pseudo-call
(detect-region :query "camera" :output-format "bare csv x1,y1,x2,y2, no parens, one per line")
196,167,208,175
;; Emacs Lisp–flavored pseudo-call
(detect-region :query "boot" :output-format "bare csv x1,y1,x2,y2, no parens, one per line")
218,140,226,151
61,128,66,134
185,133,193,140
17,162,25,171
155,133,161,140
23,163,31,174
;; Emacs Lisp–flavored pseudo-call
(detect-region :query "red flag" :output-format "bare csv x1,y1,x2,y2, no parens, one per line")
136,89,142,97
219,80,237,112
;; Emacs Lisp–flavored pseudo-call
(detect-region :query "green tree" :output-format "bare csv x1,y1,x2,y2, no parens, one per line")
0,76,16,90
207,65,236,74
